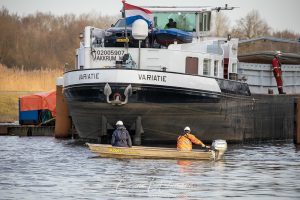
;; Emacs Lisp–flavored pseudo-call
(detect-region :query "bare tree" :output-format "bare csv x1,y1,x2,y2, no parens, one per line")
272,29,300,40
0,7,117,70
231,10,271,39
211,12,230,37
0,7,21,67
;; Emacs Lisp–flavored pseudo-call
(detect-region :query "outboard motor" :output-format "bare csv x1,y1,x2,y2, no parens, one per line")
211,140,227,160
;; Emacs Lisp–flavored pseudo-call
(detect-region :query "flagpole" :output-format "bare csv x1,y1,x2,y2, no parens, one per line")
122,0,129,53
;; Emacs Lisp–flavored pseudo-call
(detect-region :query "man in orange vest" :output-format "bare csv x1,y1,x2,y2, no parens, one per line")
272,51,285,94
177,126,209,151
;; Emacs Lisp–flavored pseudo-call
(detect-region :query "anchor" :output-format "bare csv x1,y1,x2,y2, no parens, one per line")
103,83,132,105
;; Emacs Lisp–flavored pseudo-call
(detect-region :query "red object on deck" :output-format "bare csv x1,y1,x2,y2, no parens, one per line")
20,91,56,117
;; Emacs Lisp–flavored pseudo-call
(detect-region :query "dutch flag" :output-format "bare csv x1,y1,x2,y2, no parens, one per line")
124,2,154,27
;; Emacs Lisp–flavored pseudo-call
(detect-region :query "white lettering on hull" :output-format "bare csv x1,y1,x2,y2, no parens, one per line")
79,73,100,80
64,69,221,94
138,74,167,82
92,50,125,61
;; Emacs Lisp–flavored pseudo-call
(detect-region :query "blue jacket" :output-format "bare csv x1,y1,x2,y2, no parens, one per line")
111,126,132,147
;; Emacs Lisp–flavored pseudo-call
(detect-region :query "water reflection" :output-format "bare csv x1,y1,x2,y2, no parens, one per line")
295,144,300,151
0,137,299,199
177,160,192,174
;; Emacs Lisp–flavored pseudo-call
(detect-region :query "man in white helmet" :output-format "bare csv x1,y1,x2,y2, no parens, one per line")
111,120,132,147
177,126,209,151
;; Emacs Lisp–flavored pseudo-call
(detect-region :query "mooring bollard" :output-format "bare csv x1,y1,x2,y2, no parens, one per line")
55,77,71,138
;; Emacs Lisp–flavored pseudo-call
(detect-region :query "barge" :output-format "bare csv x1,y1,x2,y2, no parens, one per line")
63,3,299,145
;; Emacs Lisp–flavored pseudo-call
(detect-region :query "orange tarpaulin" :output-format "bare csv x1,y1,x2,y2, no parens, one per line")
20,90,56,117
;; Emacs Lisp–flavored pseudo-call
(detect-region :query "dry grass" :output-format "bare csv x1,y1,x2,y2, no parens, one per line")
0,64,63,122
0,64,63,91
0,92,21,122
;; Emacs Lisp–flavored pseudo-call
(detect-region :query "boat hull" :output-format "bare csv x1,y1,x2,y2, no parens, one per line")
66,100,233,143
63,69,294,144
87,143,216,160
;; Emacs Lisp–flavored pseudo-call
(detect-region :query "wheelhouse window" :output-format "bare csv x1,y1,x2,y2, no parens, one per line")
75,55,78,69
232,63,237,73
214,60,219,77
203,59,211,76
199,12,211,32
153,12,196,32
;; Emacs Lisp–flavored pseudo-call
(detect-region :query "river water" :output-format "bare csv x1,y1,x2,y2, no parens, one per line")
0,136,299,200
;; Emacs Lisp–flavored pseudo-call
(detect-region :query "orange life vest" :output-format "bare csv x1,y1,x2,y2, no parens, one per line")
177,133,204,151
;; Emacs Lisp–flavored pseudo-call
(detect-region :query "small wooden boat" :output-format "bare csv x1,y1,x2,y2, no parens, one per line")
86,140,227,161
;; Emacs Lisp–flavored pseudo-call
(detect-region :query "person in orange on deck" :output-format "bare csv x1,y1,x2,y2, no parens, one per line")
177,126,209,151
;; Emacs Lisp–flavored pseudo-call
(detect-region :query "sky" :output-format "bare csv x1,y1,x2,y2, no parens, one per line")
1,0,300,33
